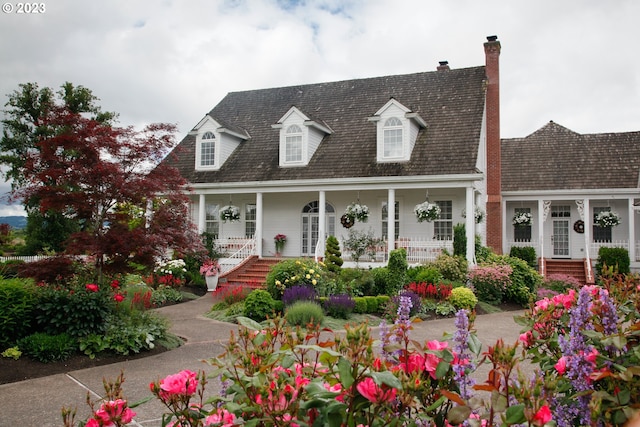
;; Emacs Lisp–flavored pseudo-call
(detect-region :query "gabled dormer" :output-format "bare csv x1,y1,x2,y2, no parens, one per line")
368,99,426,163
272,106,332,167
191,115,249,171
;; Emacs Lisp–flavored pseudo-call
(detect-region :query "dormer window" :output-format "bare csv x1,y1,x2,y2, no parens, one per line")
200,131,216,167
285,125,303,163
369,99,426,163
383,117,403,158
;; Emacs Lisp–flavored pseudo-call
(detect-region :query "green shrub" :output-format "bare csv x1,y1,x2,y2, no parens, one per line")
468,264,511,305
596,247,630,276
453,223,466,257
376,295,391,311
324,235,343,274
338,268,376,296
370,267,390,296
365,296,380,314
435,301,458,316
448,287,478,311
407,265,443,285
285,301,324,327
1,346,22,360
150,285,183,306
353,297,368,314
431,254,468,282
0,278,37,348
243,289,276,321
265,258,325,299
485,254,541,306
386,248,408,295
509,246,537,268
0,260,25,279
34,283,113,338
18,332,77,363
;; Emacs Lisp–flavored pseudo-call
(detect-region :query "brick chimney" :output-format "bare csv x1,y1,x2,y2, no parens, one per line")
484,35,502,254
437,60,450,71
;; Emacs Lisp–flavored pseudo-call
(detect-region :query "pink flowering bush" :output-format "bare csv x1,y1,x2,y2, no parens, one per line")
467,264,512,305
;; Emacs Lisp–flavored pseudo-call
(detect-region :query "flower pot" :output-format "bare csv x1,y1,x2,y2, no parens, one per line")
205,275,219,292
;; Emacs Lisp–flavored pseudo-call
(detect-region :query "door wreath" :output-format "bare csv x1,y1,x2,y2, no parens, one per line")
573,220,584,234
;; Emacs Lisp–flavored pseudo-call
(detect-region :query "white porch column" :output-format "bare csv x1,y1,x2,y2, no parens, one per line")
318,191,326,258
629,197,636,262
198,194,206,234
538,199,546,276
256,192,263,258
465,186,475,265
388,189,395,256
582,198,591,258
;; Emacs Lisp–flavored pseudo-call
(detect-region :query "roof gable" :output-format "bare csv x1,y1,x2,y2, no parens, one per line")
502,121,640,191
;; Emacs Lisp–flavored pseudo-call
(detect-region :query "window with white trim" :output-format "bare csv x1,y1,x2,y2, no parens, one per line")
200,131,216,167
382,201,400,240
285,125,303,163
205,203,220,236
434,201,452,240
383,117,403,158
245,204,256,238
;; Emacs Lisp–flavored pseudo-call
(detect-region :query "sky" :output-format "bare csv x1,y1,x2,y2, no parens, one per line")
1,0,639,216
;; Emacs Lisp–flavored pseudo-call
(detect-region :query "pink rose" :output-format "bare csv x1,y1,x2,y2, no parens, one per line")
554,356,567,375
426,340,448,351
532,405,552,426
519,331,533,346
160,370,198,396
85,419,100,427
400,353,425,374
94,399,135,425
85,283,99,292
424,353,441,379
204,408,236,427
356,377,397,403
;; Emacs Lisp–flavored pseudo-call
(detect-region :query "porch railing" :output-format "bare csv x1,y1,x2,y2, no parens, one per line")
340,237,452,264
590,240,629,258
216,237,257,274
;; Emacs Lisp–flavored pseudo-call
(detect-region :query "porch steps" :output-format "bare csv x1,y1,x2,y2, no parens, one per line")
219,256,281,289
543,259,591,284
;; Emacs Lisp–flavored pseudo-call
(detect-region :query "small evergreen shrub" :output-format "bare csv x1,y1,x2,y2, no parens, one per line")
410,266,444,286
18,332,77,363
285,301,324,326
596,247,630,276
324,235,343,273
468,264,512,305
484,254,541,305
431,254,468,282
243,289,276,321
338,268,376,297
0,278,37,348
509,246,537,268
453,223,466,257
365,296,380,314
448,287,478,311
376,295,391,310
353,297,368,314
282,285,317,307
370,267,390,296
386,248,408,295
324,294,355,319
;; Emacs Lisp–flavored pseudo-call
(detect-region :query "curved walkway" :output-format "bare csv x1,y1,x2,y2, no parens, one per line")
0,295,525,427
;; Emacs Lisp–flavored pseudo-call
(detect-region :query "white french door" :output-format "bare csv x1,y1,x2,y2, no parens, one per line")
301,201,335,256
551,205,571,258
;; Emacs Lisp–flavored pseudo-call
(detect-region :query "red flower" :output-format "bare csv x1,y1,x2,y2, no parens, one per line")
110,280,120,289
532,405,552,426
356,377,397,403
85,283,99,292
114,293,125,303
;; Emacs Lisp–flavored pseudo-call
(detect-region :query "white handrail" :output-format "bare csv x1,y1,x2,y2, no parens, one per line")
217,237,257,274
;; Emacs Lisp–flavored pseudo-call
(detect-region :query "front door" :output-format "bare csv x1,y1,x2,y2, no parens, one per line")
551,205,571,258
301,201,335,256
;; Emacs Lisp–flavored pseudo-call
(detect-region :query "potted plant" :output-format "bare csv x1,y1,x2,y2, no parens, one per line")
414,201,441,222
345,203,369,223
219,205,240,222
595,210,621,227
200,259,221,291
512,212,532,227
274,234,287,255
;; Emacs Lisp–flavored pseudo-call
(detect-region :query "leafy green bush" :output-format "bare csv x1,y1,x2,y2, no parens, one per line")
0,260,25,279
324,235,343,273
370,267,390,296
468,264,511,305
243,289,276,321
509,246,537,268
431,254,468,282
365,296,380,314
338,268,376,296
18,332,76,363
485,254,541,306
407,266,443,286
150,285,183,306
285,301,324,326
265,258,325,299
596,247,630,276
435,302,458,316
448,287,478,311
376,295,391,311
0,278,37,348
453,223,466,257
386,248,408,295
353,297,368,314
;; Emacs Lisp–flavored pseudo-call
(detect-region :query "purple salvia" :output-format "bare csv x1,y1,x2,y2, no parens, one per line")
452,309,476,401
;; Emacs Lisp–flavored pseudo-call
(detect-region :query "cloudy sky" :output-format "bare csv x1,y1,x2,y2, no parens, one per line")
1,0,639,216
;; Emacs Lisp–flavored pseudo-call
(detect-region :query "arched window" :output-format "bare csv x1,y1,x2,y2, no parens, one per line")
301,201,335,255
200,131,216,167
383,117,403,158
285,125,303,163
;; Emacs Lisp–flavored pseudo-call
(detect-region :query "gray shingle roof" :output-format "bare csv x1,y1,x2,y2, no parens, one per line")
168,67,487,184
502,121,640,191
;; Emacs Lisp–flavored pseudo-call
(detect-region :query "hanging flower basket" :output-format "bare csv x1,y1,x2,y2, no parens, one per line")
220,205,240,222
462,206,485,224
414,201,441,222
345,203,369,223
595,211,621,227
512,212,532,227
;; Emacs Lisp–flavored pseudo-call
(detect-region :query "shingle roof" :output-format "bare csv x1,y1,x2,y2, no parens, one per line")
502,121,640,191
168,67,487,184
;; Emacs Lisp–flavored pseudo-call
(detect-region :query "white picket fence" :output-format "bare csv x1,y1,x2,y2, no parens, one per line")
340,237,453,264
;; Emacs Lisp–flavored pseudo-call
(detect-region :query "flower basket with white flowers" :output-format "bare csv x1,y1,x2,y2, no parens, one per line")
595,211,621,227
512,212,532,227
345,203,369,223
414,201,441,222
462,206,485,224
220,205,240,222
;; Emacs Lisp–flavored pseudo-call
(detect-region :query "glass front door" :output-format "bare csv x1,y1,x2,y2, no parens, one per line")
301,201,335,256
552,219,570,257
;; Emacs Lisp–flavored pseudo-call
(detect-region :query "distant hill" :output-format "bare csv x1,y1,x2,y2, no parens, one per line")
0,216,27,229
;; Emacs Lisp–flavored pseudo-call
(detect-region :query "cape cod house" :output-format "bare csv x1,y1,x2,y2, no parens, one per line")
166,35,640,278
